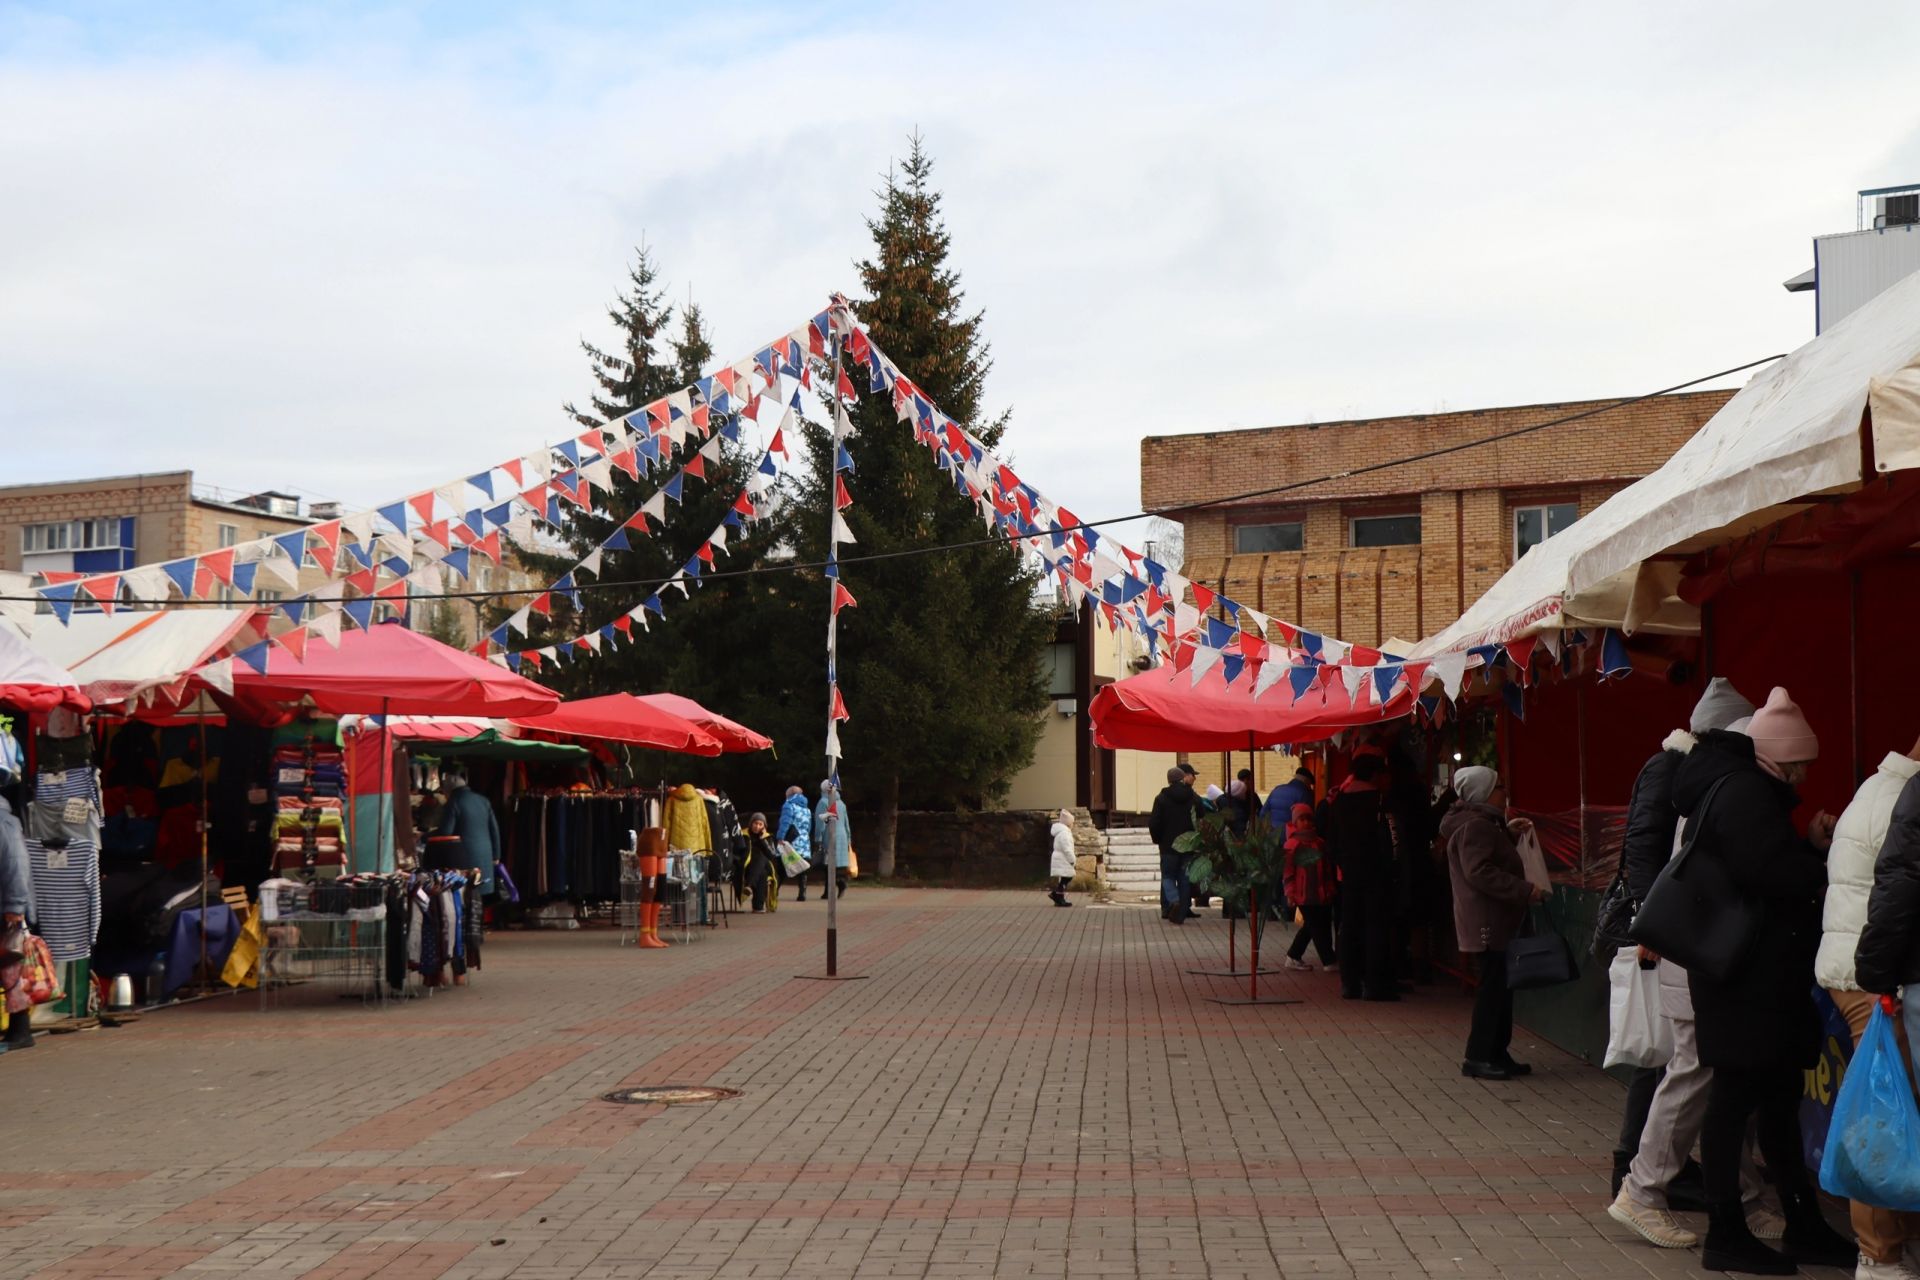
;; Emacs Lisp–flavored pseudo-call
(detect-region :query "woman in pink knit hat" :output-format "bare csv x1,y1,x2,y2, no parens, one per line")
1669,687,1851,1274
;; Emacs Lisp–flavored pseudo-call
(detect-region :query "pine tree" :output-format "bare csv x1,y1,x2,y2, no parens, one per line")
784,136,1052,873
508,248,804,799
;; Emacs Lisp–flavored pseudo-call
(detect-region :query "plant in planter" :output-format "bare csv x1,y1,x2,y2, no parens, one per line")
1177,812,1290,956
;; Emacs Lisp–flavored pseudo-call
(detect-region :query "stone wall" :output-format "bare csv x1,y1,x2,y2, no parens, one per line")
885,808,1103,888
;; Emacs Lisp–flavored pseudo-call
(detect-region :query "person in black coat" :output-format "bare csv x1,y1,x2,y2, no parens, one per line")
1610,677,1754,1202
1147,768,1200,925
1325,753,1398,1002
1672,692,1852,1274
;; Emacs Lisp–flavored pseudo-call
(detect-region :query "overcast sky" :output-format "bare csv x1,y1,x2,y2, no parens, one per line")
6,1,1920,536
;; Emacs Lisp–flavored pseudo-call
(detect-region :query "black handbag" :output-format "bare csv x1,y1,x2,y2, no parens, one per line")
1590,866,1637,960
1507,903,1578,990
1628,777,1755,983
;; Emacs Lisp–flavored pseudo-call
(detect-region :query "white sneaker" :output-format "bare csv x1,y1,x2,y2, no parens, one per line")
1608,1187,1699,1248
1857,1257,1920,1279
1744,1204,1786,1241
1283,958,1312,971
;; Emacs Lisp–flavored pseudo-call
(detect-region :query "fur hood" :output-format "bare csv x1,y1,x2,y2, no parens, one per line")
1662,729,1698,755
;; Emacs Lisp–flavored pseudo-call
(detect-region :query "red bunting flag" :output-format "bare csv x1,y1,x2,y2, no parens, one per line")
529,592,552,616
769,427,786,457
452,524,479,547
732,493,756,519
1190,582,1216,613
376,580,408,602
39,571,84,585
472,530,502,564
610,448,638,480
344,567,377,595
684,452,706,480
420,521,451,549
575,636,593,651
696,542,715,564
519,484,548,509
1145,586,1170,617
623,509,651,532
407,493,436,527
849,327,870,363
831,582,857,615
646,400,669,432
837,367,856,403
715,367,738,394
834,475,852,511
200,547,237,588
613,615,633,636
1349,645,1382,667
79,575,120,613
522,650,542,670
274,628,308,661
830,684,850,722
500,459,524,487
1099,600,1117,630
577,428,604,456
691,404,709,433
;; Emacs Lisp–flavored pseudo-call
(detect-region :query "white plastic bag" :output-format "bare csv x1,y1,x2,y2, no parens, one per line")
1517,828,1552,894
1604,945,1674,1069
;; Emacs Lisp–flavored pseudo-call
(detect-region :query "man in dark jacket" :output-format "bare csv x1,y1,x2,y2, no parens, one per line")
436,767,500,893
1262,766,1315,832
1610,677,1754,1205
1148,767,1200,925
1326,754,1398,1001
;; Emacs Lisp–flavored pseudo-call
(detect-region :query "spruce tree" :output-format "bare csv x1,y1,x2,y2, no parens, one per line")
509,248,803,800
784,136,1052,873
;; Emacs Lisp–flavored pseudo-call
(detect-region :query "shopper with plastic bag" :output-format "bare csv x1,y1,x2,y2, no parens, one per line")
1822,738,1920,1277
1850,766,1920,1276
1821,1001,1920,1236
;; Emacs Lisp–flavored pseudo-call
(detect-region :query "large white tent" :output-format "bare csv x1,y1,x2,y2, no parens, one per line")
8,610,257,709
1414,265,1920,657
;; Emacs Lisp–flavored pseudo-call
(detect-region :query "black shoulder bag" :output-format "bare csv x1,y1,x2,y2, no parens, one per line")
1627,777,1755,984
1590,865,1637,961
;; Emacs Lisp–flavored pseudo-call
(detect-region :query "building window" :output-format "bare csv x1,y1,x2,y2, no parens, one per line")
23,522,71,553
256,588,284,603
1514,502,1579,559
1233,521,1304,554
1349,514,1422,547
216,584,235,604
217,524,238,548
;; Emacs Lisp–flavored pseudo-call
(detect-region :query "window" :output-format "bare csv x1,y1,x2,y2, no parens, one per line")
75,518,120,548
216,584,235,604
256,589,283,603
22,522,70,553
1349,514,1422,547
1514,502,1579,559
1233,522,1304,554
217,523,238,548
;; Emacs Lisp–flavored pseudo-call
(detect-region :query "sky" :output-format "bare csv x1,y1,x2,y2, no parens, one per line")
6,1,1920,542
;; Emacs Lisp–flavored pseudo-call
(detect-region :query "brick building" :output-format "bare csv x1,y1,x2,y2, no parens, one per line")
1138,388,1737,784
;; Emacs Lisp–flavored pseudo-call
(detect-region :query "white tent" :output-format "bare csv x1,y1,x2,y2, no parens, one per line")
0,622,88,711
1414,265,1920,657
9,610,258,709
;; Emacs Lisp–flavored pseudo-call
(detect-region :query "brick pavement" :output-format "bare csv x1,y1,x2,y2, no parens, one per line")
0,890,1842,1277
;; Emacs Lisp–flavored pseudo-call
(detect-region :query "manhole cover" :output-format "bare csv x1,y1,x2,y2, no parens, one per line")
601,1085,740,1106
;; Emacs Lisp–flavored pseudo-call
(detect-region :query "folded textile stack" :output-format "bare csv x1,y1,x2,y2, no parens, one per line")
269,736,347,877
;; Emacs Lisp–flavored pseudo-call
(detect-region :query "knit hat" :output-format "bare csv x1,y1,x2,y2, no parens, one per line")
1747,686,1818,764
1690,677,1755,734
1454,766,1499,806
1204,784,1223,801
747,812,767,826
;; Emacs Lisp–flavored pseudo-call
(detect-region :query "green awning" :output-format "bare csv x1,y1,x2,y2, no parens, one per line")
406,729,589,763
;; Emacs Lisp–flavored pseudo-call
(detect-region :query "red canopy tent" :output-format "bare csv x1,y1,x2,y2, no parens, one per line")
1089,661,1413,753
635,693,772,753
511,692,725,756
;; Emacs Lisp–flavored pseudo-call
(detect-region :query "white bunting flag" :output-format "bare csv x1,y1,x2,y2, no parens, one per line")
1253,659,1290,701
1429,650,1470,702
1340,664,1370,705
831,511,856,545
1189,644,1225,686
579,548,604,580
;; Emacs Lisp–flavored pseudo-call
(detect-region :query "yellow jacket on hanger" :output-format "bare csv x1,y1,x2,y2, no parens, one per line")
664,783,712,853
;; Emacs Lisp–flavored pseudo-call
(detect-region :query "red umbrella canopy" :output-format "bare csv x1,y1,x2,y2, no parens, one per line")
635,692,772,753
226,621,560,718
510,692,724,756
1089,659,1415,753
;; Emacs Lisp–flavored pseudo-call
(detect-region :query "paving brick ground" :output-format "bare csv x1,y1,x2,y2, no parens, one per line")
0,889,1842,1277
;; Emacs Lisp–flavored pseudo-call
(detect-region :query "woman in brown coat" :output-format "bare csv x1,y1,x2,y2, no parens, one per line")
1440,766,1545,1081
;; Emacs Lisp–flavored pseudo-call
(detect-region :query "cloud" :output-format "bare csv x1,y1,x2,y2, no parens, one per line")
3,1,1919,537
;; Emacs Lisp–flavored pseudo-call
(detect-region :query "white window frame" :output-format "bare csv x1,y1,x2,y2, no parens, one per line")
217,523,239,548
255,588,284,603
1512,502,1580,560
23,522,70,553
1348,512,1422,548
1232,521,1305,554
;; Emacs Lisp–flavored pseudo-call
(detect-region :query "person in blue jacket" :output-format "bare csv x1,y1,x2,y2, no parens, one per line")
811,779,853,898
776,786,813,901
1262,765,1315,831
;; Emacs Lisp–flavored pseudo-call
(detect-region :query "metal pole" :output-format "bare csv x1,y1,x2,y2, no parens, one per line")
198,708,209,987
824,320,845,979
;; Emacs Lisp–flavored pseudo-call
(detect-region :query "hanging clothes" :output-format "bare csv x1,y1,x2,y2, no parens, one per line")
664,784,711,853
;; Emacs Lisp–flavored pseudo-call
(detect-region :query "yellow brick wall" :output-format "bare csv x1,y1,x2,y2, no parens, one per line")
1141,389,1733,646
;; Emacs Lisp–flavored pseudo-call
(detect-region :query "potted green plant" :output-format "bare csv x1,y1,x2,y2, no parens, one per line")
1177,813,1290,983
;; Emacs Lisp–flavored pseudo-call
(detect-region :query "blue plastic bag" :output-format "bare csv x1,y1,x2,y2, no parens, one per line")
1820,1003,1920,1211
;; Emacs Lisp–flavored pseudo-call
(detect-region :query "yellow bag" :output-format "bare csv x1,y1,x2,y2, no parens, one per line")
847,848,859,879
221,908,266,990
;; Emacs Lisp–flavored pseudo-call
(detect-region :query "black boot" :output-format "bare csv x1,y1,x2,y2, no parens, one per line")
1779,1185,1855,1269
3,1011,31,1052
1610,1151,1631,1200
1701,1200,1796,1275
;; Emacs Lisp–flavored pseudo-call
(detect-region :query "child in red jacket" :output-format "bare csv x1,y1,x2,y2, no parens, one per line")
1284,803,1337,970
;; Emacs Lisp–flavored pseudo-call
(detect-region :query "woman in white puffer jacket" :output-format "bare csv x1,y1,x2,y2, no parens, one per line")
1815,737,1920,1279
1048,809,1077,908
